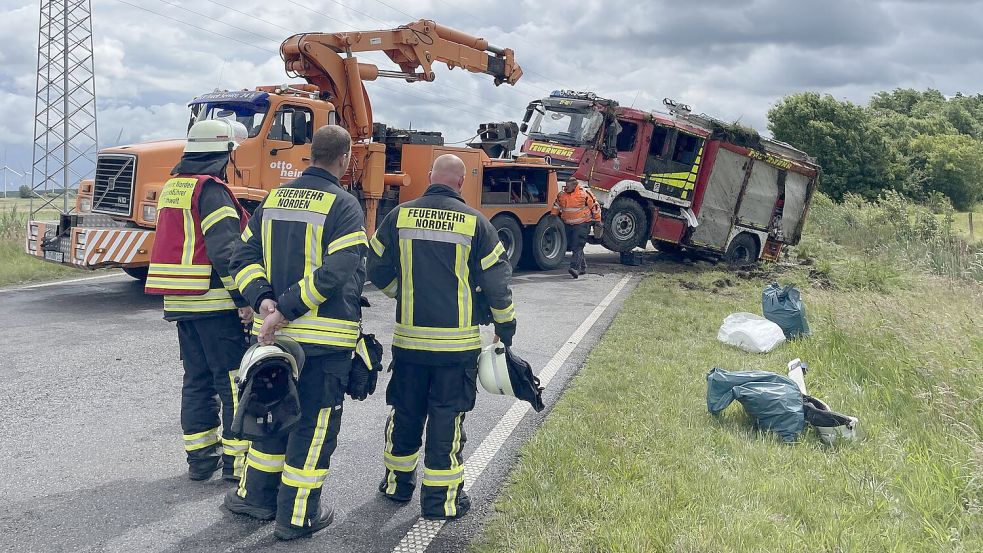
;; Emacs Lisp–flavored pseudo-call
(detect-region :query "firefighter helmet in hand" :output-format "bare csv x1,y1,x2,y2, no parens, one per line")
230,337,306,440
184,119,248,153
477,343,546,412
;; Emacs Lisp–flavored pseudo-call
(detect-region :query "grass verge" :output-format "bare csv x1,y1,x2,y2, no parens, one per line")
475,195,983,551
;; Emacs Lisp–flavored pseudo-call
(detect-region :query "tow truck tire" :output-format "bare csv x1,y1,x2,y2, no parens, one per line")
724,233,759,265
601,196,648,253
122,266,149,281
491,215,523,270
522,215,566,271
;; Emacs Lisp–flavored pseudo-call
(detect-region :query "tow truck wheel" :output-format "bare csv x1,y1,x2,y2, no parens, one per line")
601,196,648,253
522,215,566,270
491,215,523,270
122,267,149,281
724,233,759,265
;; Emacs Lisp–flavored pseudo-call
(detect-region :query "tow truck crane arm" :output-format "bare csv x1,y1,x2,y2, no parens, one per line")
280,19,523,140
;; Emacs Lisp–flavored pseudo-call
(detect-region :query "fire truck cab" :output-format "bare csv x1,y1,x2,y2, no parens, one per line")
519,91,821,263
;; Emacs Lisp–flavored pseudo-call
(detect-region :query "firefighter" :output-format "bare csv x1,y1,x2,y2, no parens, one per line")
552,176,602,279
368,154,517,520
224,125,368,541
144,119,252,482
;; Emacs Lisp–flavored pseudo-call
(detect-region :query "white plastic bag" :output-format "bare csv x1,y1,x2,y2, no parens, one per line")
717,312,786,353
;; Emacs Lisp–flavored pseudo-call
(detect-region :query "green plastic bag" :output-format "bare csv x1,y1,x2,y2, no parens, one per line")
762,283,811,339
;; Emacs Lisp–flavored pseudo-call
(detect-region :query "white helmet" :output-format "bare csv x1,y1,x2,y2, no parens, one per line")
477,343,514,396
184,119,248,153
237,337,305,383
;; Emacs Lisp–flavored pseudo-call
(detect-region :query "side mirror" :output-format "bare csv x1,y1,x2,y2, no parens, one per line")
519,122,528,133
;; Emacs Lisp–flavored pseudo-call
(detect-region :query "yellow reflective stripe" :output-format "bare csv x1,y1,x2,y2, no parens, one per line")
456,243,472,327
422,465,464,487
183,427,220,451
444,413,464,516
396,207,477,236
299,272,327,311
380,278,398,298
200,205,239,234
370,233,385,256
234,263,266,290
252,314,360,348
148,263,212,275
220,275,235,289
491,303,516,324
240,225,253,242
399,238,413,326
304,223,315,275
289,407,332,526
246,448,285,473
164,289,237,312
393,324,481,352
480,242,506,270
327,230,368,255
262,219,273,275
146,276,211,290
181,209,196,266
384,409,398,495
384,450,419,472
282,464,329,489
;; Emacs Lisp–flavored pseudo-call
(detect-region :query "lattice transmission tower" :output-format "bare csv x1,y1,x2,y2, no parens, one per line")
31,0,98,216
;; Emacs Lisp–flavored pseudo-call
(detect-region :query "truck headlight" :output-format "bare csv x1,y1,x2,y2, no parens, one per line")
79,198,92,212
142,204,157,223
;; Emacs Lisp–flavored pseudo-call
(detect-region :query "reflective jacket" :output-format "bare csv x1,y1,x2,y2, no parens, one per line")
551,186,601,225
145,174,249,321
367,184,515,365
230,167,367,356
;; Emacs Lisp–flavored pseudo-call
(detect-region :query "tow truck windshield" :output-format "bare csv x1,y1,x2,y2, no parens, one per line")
192,104,268,137
527,105,603,146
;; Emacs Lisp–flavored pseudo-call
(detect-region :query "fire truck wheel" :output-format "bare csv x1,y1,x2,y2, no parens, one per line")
522,215,566,271
724,233,759,265
601,196,648,253
122,267,149,281
491,215,523,270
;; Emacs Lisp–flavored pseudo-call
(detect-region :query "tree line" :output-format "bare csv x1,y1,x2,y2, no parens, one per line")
768,89,983,210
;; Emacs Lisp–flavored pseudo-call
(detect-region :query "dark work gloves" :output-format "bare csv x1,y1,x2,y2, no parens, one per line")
494,320,517,347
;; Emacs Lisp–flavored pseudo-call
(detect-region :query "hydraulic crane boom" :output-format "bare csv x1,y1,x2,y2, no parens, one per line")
280,19,523,140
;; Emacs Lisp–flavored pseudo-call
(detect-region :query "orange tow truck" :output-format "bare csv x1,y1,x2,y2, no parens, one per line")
27,20,567,278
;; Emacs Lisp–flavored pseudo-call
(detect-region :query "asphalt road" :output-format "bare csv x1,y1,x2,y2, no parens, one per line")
0,247,643,553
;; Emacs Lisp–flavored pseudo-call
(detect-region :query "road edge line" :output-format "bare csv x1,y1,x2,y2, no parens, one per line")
0,272,124,293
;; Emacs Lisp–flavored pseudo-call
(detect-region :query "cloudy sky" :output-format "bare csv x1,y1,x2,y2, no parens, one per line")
2,0,982,187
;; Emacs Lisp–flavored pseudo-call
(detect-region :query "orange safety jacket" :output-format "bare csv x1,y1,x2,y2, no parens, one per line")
552,186,601,225
145,174,248,295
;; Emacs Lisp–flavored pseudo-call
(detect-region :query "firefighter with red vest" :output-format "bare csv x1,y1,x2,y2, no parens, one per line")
552,176,602,278
145,119,253,482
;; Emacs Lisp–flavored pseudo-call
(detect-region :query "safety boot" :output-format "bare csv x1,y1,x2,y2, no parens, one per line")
273,507,335,540
422,490,471,521
568,268,579,279
378,476,413,503
223,489,276,521
188,458,222,481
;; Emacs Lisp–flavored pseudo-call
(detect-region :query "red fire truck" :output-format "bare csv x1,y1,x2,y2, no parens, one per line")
517,91,821,263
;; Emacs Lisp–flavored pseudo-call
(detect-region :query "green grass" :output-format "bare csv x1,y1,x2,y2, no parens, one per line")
0,204,86,287
475,263,982,552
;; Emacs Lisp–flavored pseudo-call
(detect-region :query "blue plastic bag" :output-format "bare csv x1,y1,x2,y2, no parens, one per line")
706,368,805,442
762,283,811,339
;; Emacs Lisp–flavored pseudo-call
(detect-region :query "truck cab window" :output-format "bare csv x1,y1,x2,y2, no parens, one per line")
267,107,314,144
616,121,638,152
649,126,670,158
482,168,548,205
672,133,702,166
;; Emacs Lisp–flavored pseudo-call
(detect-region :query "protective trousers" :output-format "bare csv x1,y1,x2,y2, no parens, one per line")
380,360,478,518
177,312,250,478
566,222,590,273
235,353,349,529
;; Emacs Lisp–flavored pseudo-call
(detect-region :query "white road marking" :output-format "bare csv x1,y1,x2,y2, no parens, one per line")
391,273,634,553
0,272,126,294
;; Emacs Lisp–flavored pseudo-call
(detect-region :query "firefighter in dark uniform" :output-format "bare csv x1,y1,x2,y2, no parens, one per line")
145,119,252,482
367,154,517,520
224,125,367,540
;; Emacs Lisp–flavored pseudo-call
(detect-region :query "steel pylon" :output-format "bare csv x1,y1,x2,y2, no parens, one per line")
31,0,98,216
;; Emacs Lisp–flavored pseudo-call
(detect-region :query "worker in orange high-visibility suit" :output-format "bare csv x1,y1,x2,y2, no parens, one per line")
552,176,602,279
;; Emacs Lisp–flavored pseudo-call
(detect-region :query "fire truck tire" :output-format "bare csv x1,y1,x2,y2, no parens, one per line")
521,215,567,271
491,214,523,270
122,266,149,281
724,233,759,265
601,196,648,253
